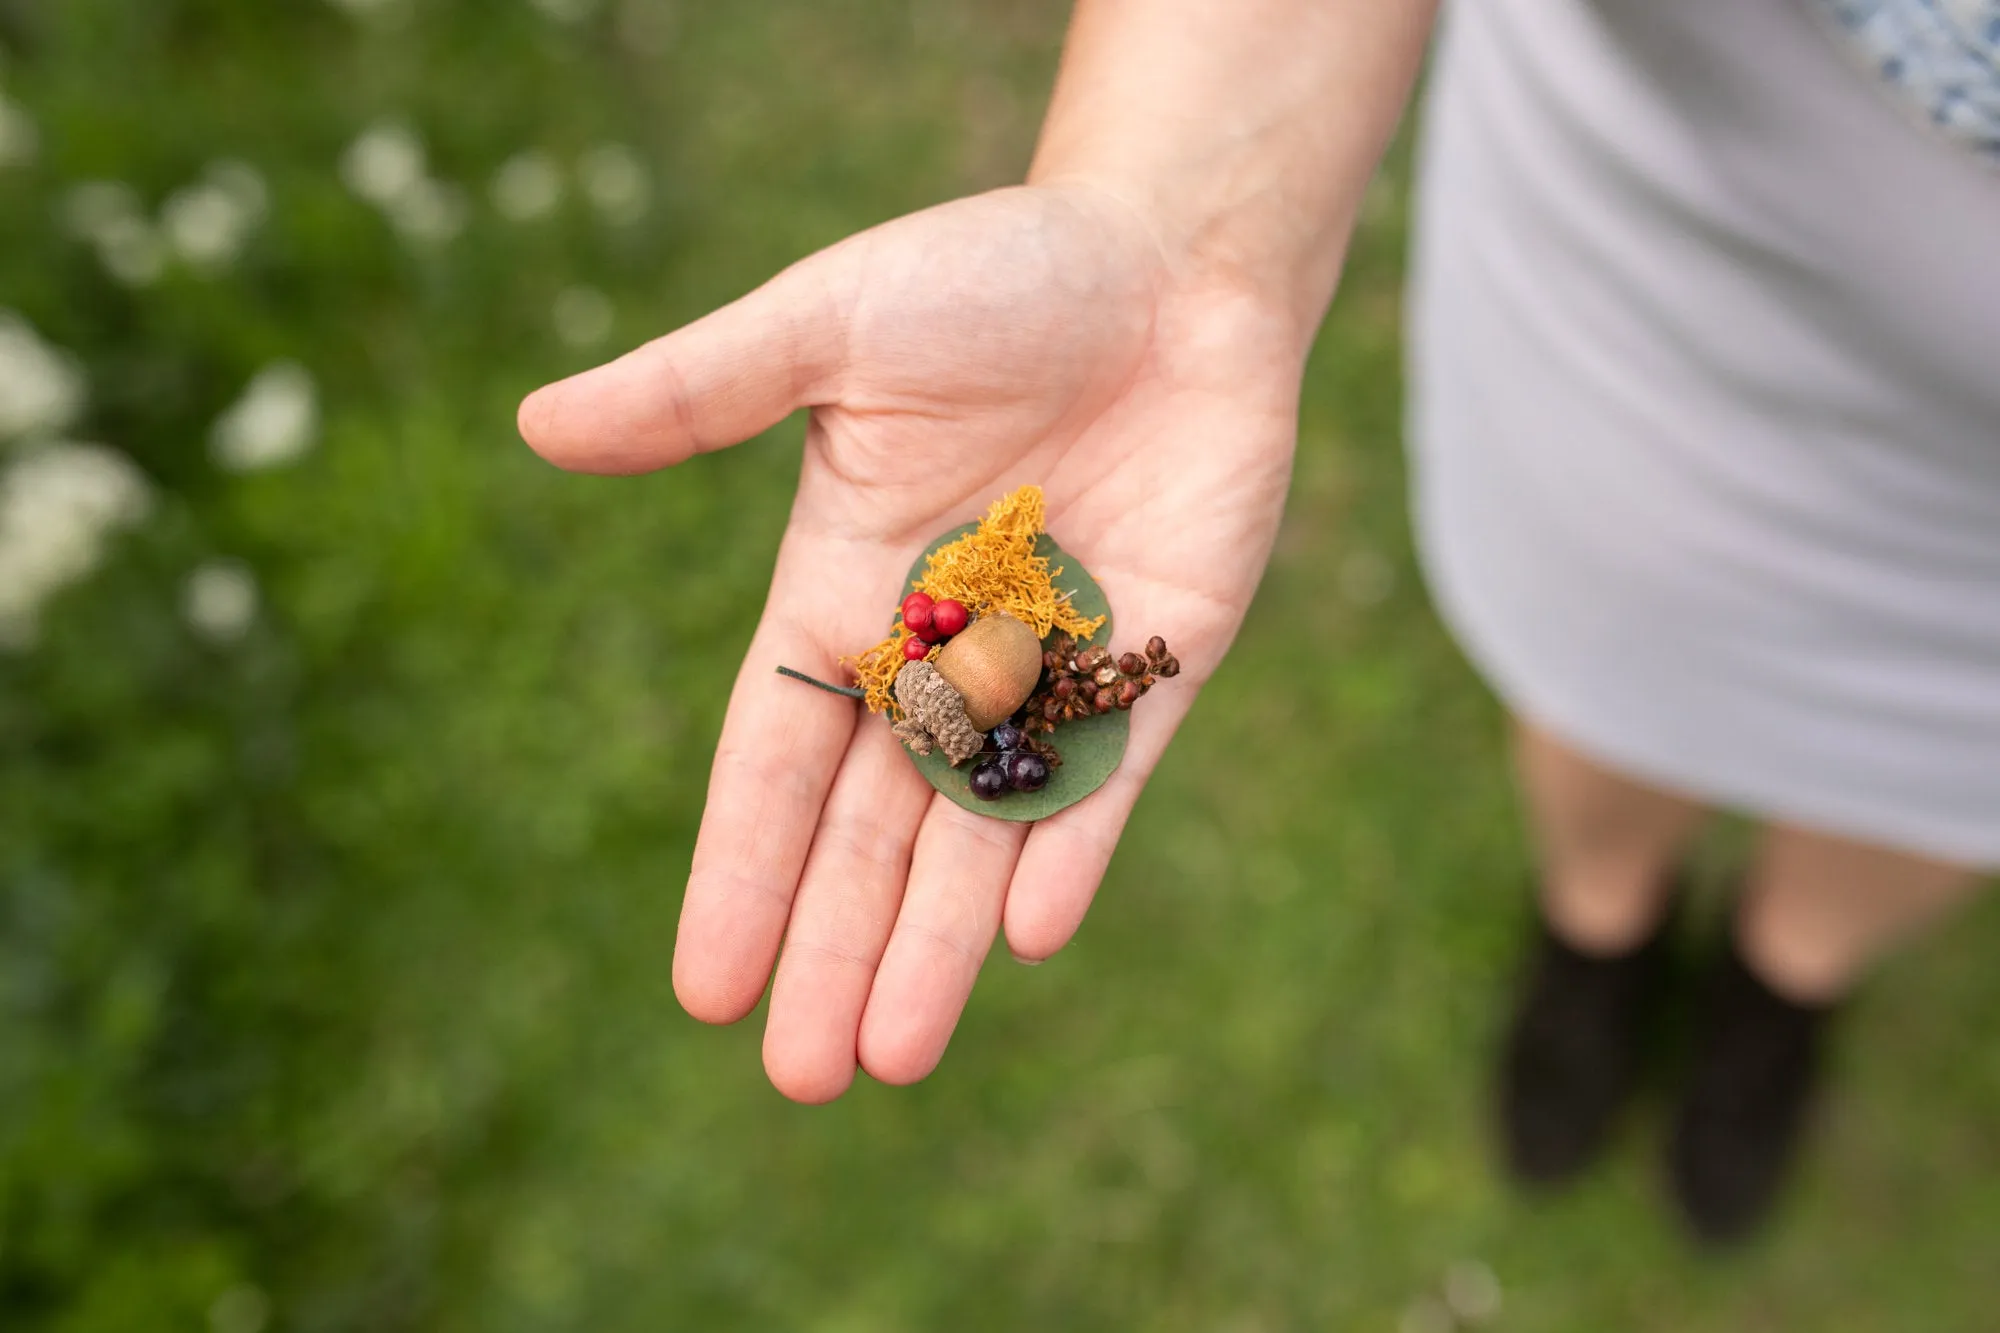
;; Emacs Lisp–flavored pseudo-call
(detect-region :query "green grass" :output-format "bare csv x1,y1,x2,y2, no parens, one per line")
4,2,1999,1329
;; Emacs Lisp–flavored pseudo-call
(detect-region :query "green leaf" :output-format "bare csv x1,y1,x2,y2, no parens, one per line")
899,525,1127,823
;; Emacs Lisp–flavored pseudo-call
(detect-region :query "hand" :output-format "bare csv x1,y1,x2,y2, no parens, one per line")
519,182,1304,1101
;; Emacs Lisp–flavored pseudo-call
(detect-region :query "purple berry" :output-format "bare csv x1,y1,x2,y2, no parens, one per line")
969,761,1008,801
1001,751,1049,793
989,724,1027,753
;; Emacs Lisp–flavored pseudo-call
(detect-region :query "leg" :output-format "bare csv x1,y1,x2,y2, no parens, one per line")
1496,718,1708,1184
1668,825,1985,1243
1737,824,1985,1003
1513,719,1709,954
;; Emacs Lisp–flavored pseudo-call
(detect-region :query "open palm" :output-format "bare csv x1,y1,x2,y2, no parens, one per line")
520,182,1304,1101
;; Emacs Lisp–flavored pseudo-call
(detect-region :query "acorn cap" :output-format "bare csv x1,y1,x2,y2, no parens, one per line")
893,659,984,765
932,612,1042,732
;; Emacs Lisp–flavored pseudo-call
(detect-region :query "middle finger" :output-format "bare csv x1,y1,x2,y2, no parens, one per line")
857,792,1029,1084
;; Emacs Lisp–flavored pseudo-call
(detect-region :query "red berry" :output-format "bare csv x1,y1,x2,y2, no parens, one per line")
931,598,969,637
913,620,945,644
902,636,932,662
900,592,935,634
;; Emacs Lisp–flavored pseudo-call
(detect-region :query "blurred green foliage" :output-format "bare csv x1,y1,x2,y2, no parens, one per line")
3,1,1999,1329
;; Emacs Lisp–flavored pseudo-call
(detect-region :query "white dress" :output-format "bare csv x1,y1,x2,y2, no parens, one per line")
1407,0,2000,865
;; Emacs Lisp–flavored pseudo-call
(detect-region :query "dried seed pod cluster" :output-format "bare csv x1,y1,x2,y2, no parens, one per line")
1023,634,1180,733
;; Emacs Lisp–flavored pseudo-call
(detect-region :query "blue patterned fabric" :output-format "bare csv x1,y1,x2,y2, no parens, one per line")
1812,0,2000,160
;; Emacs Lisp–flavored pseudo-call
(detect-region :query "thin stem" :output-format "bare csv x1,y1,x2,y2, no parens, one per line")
775,665,866,699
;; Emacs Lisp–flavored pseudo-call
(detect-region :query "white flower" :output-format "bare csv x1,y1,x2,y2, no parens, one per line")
0,91,37,169
164,159,272,271
95,214,169,287
552,286,613,348
340,120,426,207
0,312,87,443
577,143,650,225
182,558,259,644
0,442,152,649
491,150,563,222
53,181,168,286
60,180,146,243
206,159,271,218
162,166,267,272
210,362,319,472
387,178,468,243
1443,1261,1502,1323
341,120,470,245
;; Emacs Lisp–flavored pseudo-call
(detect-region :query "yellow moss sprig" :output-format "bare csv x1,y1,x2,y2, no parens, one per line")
847,485,1106,715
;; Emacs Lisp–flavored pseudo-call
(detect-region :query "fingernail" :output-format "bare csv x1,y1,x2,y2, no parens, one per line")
1010,950,1043,967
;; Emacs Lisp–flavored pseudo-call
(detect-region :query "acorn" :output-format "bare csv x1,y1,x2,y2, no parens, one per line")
932,612,1042,732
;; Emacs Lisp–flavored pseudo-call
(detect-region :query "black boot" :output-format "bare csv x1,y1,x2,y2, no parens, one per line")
1666,932,1835,1245
1497,895,1677,1186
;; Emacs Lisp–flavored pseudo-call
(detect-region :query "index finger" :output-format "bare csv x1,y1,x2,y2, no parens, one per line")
672,534,897,1024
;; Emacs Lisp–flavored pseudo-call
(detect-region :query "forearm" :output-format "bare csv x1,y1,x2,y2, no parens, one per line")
1029,0,1437,336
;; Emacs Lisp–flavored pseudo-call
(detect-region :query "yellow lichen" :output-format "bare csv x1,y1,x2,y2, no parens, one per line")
847,485,1106,715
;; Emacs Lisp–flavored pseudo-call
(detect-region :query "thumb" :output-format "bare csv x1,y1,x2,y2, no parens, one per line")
517,259,848,475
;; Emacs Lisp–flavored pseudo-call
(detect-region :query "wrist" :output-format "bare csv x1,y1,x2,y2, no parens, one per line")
1025,159,1355,352
1021,0,1436,349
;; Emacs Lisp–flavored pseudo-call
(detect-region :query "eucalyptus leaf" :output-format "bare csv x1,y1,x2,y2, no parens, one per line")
900,526,1126,822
